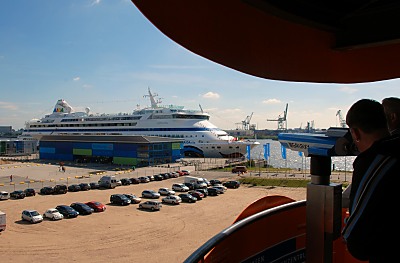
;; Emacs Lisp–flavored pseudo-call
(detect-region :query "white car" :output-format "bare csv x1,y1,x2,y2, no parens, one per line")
21,209,43,224
162,195,182,205
172,183,189,192
158,187,175,196
0,191,9,200
139,201,162,211
43,208,64,221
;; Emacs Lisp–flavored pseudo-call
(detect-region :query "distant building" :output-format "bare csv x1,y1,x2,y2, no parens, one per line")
0,126,12,135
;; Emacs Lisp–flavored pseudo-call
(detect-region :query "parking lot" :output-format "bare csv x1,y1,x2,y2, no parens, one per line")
0,160,306,263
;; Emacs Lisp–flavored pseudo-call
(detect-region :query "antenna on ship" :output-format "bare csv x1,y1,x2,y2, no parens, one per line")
199,104,203,113
144,87,160,108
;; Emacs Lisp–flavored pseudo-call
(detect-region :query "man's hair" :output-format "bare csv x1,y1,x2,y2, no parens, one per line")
346,99,387,133
382,97,400,115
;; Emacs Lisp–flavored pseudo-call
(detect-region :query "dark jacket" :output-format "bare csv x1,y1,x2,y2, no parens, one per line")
342,135,400,262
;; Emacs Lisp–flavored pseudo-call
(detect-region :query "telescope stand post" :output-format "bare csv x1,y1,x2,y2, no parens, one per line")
306,156,342,263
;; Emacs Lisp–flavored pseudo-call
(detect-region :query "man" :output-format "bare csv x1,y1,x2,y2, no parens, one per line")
382,97,400,135
342,99,400,262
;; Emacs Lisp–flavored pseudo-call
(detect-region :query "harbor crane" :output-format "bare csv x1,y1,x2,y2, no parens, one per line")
336,110,347,128
267,103,288,130
236,112,253,130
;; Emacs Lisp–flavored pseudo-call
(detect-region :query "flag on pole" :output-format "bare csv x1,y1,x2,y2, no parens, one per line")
281,144,287,160
298,151,303,157
264,143,270,160
246,145,251,160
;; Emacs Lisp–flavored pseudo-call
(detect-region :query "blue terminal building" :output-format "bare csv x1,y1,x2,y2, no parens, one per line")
39,135,183,167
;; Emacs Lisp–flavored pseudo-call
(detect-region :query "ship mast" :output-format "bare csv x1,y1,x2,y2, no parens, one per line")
144,87,162,108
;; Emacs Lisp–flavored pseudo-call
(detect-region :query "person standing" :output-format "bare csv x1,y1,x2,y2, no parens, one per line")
382,96,400,135
342,99,400,262
10,174,12,182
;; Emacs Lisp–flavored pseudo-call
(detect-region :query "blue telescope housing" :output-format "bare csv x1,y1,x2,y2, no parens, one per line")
278,127,358,157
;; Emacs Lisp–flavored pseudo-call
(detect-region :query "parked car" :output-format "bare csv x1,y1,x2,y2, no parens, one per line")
78,183,91,191
0,191,9,200
160,173,170,180
21,209,43,223
184,182,195,190
123,194,142,204
223,180,241,189
158,187,175,196
68,184,81,192
142,190,160,199
85,201,107,212
70,202,94,215
116,180,122,186
181,170,191,175
120,178,131,185
40,186,54,195
202,178,211,186
175,170,185,176
139,200,162,211
129,177,141,184
10,190,26,199
110,194,131,205
209,179,222,186
138,176,150,183
196,188,208,197
188,190,204,200
162,195,182,205
89,182,100,189
24,188,36,197
211,186,226,194
53,184,68,194
55,205,79,218
207,187,219,196
178,193,197,203
153,174,164,181
169,172,179,178
172,183,189,192
43,208,64,220
147,175,155,181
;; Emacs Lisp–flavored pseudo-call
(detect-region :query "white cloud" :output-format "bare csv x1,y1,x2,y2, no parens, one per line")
73,77,80,81
0,102,18,110
202,92,220,99
339,86,358,94
262,98,281,104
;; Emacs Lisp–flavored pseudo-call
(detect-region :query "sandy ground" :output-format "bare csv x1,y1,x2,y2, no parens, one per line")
0,160,307,263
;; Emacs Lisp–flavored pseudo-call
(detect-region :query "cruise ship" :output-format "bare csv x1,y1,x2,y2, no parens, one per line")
22,88,259,158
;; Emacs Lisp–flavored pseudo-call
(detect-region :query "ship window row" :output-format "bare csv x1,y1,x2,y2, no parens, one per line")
29,122,138,128
60,116,141,122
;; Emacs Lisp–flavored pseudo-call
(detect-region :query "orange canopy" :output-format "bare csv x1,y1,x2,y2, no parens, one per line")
132,0,400,84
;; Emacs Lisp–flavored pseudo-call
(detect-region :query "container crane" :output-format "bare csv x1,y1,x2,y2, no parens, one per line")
236,112,253,130
267,103,288,130
336,110,347,128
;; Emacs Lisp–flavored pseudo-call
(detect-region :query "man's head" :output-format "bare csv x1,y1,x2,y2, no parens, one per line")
382,97,400,134
346,99,389,152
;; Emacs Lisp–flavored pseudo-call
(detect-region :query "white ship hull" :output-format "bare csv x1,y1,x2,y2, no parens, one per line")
23,88,259,158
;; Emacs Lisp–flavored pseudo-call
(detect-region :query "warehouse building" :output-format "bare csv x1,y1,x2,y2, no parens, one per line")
39,135,183,167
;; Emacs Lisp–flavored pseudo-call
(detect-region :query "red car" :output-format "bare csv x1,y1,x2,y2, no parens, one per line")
188,190,204,200
85,201,106,212
175,170,185,176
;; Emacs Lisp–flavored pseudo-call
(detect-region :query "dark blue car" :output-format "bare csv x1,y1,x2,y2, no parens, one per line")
55,205,79,218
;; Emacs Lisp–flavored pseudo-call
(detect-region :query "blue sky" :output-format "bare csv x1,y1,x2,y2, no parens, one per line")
1,0,400,131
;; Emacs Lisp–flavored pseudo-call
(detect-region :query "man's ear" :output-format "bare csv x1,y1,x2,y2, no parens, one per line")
350,127,361,142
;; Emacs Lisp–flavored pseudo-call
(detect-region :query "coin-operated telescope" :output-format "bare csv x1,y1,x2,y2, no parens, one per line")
278,127,358,263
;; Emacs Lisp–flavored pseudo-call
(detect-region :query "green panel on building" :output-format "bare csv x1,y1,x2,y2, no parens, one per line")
113,156,137,165
73,148,93,156
171,142,181,150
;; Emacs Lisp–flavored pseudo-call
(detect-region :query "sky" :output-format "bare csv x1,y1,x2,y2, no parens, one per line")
1,0,400,131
